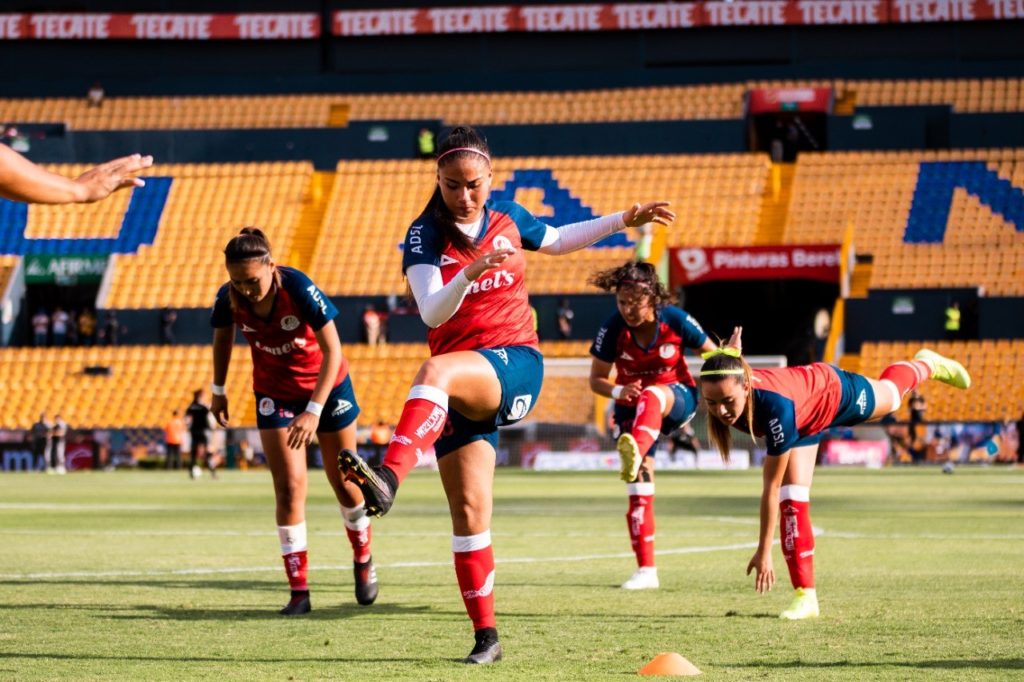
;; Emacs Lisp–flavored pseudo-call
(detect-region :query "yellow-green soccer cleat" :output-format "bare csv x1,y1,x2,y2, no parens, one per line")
914,349,971,389
780,587,820,620
616,433,642,483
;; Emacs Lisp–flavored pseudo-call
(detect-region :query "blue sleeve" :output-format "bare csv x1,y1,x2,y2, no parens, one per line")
589,313,623,363
493,200,549,251
210,285,233,328
401,215,445,272
280,267,337,332
664,306,708,349
755,390,800,456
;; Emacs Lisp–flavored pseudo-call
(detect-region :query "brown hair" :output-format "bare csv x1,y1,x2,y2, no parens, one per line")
223,227,280,310
699,352,756,461
417,125,492,255
588,260,674,308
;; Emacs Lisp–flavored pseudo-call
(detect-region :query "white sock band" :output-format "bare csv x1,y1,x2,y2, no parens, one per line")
340,504,370,531
452,529,491,553
779,484,810,503
408,384,449,410
626,482,655,496
880,379,903,410
278,522,307,555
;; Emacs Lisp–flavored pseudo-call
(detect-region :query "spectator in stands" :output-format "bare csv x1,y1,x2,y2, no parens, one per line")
3,125,30,154
336,125,674,664
160,307,177,344
556,298,574,339
699,328,970,620
945,300,961,340
0,145,151,205
31,309,49,347
588,260,717,591
362,305,381,345
87,81,105,108
50,414,68,474
99,310,123,345
51,306,70,346
77,309,97,346
164,409,185,470
30,412,52,471
417,127,436,159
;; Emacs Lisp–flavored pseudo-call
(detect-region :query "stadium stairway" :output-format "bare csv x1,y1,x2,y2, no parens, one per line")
289,171,335,273
754,162,794,245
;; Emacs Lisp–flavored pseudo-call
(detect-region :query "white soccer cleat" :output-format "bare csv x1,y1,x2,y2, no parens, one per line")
621,567,659,590
191,465,202,479
55,465,66,475
616,433,642,483
780,587,819,620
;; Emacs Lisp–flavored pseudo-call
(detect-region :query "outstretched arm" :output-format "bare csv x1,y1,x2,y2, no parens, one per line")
537,202,675,255
0,146,153,204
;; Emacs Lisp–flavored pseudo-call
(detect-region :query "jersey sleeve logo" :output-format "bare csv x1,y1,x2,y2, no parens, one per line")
659,344,677,359
305,284,329,316
281,315,300,331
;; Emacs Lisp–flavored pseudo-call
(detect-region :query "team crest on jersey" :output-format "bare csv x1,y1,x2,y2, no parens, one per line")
281,315,300,331
332,399,353,417
659,344,677,359
507,394,533,421
439,254,459,266
489,348,509,365
492,235,513,251
241,323,256,332
258,397,275,416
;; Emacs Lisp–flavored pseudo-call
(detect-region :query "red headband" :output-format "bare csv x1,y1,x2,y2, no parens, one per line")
437,147,491,164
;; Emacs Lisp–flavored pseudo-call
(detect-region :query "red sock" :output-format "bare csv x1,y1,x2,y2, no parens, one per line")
382,385,449,483
779,485,814,589
453,531,496,630
631,389,665,456
626,483,656,568
879,360,931,401
282,551,309,591
342,505,372,563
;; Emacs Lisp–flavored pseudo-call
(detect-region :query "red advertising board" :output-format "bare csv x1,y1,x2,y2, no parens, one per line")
747,87,834,114
822,439,888,467
0,13,320,39
669,245,841,286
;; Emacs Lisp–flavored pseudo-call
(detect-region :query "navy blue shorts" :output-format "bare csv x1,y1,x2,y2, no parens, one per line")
829,367,877,427
612,383,699,457
434,346,544,458
255,375,360,432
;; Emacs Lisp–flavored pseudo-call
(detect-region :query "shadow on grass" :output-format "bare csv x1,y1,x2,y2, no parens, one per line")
722,658,1024,671
104,601,437,622
0,652,436,664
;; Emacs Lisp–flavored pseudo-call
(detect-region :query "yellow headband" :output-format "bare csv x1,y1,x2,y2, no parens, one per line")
699,346,745,378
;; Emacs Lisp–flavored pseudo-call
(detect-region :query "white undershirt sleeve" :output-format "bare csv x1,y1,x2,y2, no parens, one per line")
406,263,472,329
536,212,627,255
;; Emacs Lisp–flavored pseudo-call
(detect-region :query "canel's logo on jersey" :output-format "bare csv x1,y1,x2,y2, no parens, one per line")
305,284,328,316
258,397,275,416
254,338,306,356
507,394,533,421
856,389,868,415
332,399,353,417
467,270,515,296
281,315,300,331
492,235,514,251
659,344,676,359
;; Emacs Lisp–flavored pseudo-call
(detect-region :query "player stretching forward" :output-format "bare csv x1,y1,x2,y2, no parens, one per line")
588,260,717,590
700,327,970,619
210,228,377,615
338,125,674,663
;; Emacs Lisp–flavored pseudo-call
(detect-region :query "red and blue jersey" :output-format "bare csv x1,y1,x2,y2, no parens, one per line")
740,363,844,456
402,200,546,356
590,306,707,405
211,266,348,402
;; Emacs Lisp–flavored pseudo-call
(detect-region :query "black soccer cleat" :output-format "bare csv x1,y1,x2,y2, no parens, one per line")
279,590,311,616
338,449,397,518
354,557,379,606
463,627,503,665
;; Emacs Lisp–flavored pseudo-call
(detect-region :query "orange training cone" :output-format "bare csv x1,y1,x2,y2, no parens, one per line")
638,652,702,676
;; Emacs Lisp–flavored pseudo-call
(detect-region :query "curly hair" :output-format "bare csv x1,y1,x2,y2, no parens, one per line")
588,260,674,307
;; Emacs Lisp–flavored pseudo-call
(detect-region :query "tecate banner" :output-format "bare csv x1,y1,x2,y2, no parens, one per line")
669,244,841,286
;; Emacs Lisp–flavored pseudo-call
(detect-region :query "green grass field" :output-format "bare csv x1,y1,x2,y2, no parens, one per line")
1,467,1021,681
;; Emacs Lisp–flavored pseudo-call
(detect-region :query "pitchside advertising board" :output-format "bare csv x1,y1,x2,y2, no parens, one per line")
669,244,841,287
0,2,1021,39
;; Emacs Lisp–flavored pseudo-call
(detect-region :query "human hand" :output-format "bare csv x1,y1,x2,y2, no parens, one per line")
211,394,229,428
623,201,675,228
746,548,775,594
725,325,743,353
617,380,643,402
465,248,515,281
286,411,319,451
74,153,154,202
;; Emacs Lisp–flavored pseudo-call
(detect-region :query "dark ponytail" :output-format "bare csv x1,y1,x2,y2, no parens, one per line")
416,125,492,256
223,227,279,310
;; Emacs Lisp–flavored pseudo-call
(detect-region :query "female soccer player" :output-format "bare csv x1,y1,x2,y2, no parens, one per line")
699,327,970,619
588,260,717,590
210,228,377,615
338,126,674,664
